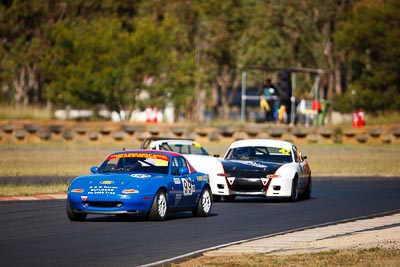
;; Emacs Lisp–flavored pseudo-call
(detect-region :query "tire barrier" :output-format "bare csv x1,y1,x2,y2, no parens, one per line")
0,121,399,145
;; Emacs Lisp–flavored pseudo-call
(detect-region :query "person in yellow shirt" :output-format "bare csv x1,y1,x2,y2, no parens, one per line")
260,93,271,122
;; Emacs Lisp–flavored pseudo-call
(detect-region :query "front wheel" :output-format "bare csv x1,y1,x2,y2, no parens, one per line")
193,188,212,217
66,200,87,221
148,190,168,221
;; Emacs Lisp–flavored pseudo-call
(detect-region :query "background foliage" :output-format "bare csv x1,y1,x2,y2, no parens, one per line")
0,0,399,121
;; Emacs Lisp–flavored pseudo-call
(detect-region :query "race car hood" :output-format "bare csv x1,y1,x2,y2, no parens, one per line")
221,160,283,177
70,173,164,188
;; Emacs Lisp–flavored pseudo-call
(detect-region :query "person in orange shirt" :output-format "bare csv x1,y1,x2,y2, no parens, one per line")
278,105,287,123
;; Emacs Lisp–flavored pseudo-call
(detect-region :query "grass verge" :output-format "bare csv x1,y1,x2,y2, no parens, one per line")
173,248,400,267
0,183,68,197
0,142,399,197
0,105,51,120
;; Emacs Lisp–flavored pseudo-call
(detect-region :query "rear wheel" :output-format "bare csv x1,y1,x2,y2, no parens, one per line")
66,200,87,221
148,190,167,221
289,176,299,202
193,188,212,217
302,177,312,200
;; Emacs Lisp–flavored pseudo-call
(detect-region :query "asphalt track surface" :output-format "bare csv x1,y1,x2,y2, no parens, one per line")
1,176,400,267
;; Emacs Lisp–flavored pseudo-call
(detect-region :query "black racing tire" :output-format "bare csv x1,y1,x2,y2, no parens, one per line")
148,190,168,221
302,177,312,200
212,195,222,202
66,200,87,221
193,187,212,217
289,176,299,202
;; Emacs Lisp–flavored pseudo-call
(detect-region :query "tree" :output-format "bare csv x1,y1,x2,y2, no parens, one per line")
335,0,400,112
1,0,398,121
1,0,142,112
42,18,132,115
196,0,246,121
0,0,54,106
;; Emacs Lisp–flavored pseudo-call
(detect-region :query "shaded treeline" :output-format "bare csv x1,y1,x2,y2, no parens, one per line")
0,0,399,121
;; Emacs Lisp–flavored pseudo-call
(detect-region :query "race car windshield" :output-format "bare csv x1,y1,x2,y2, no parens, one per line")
160,143,209,155
99,153,170,174
227,146,292,163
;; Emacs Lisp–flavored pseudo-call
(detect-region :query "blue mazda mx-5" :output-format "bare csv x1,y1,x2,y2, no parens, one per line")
66,149,212,221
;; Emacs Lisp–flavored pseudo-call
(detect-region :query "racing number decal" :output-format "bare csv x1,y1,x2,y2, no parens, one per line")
279,148,291,155
181,178,193,196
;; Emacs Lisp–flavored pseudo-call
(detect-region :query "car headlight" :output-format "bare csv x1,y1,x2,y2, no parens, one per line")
70,188,84,193
267,174,281,179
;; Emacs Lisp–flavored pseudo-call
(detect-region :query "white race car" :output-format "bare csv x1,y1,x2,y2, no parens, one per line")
140,138,223,199
210,139,312,202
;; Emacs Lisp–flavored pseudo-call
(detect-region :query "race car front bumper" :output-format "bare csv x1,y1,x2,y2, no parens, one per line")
67,194,154,215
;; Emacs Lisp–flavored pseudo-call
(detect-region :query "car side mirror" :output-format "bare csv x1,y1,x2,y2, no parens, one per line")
90,166,99,174
179,167,189,176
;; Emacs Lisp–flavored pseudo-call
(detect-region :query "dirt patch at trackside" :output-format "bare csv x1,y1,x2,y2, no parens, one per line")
271,226,400,255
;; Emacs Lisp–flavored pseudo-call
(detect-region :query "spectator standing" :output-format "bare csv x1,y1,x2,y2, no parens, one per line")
151,106,159,123
259,93,271,122
262,79,276,122
145,105,152,122
278,105,287,123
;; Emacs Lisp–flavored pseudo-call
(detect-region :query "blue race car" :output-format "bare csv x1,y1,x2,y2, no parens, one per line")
66,149,212,221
